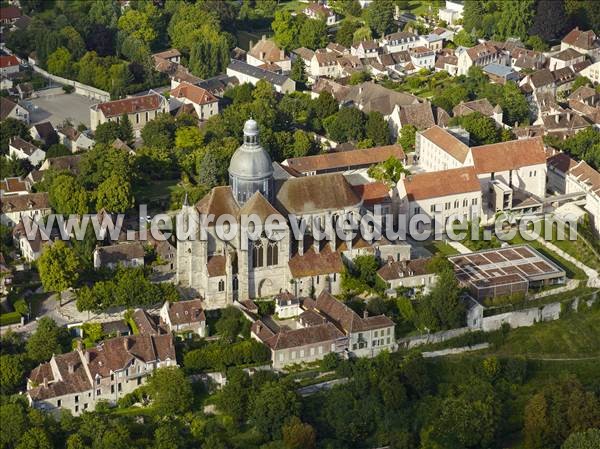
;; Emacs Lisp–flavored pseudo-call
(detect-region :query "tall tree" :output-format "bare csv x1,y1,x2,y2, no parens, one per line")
26,317,69,362
462,0,486,34
529,0,571,41
365,111,391,146
497,0,535,41
147,367,193,415
365,0,395,37
95,174,134,213
37,241,80,294
367,156,410,186
251,382,301,440
118,113,134,145
298,18,328,50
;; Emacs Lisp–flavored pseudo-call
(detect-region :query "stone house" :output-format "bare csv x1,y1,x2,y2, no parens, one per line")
8,136,45,166
377,257,437,295
1,192,51,227
159,299,206,338
27,335,176,415
247,36,291,73
90,91,169,135
93,242,145,270
169,82,219,121
0,97,29,123
561,27,600,62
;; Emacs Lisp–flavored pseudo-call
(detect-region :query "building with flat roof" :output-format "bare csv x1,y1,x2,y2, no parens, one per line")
448,245,566,301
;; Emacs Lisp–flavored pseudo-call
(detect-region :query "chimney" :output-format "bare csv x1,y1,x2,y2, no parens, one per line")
555,114,560,124
43,377,48,388
123,337,130,351
298,235,304,256
68,363,75,374
256,323,262,333
363,310,369,319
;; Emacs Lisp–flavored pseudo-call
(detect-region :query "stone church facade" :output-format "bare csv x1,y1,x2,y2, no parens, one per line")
176,119,409,309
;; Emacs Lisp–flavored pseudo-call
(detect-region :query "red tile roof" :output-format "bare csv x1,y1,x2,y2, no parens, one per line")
471,137,546,174
403,166,481,201
284,144,406,174
420,125,470,163
170,82,218,106
0,55,19,68
96,93,164,118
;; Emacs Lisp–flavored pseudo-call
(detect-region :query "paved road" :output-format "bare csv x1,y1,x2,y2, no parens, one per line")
27,90,96,128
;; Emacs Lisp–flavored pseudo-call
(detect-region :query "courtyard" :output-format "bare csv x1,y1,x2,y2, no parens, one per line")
25,88,98,128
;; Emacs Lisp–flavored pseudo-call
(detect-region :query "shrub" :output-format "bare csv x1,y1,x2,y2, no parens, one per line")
0,312,21,326
62,85,75,94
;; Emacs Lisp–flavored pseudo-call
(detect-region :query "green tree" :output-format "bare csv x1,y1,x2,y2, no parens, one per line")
251,382,301,439
290,58,307,86
398,124,417,152
94,122,122,145
453,29,477,47
497,0,535,41
1,118,31,154
417,266,465,331
141,114,176,148
26,317,69,363
353,26,373,44
272,10,300,50
314,91,339,120
95,175,134,213
175,126,204,151
59,26,85,59
367,156,410,186
449,112,502,145
45,143,70,158
216,368,251,425
15,428,52,449
118,7,157,44
0,403,28,448
118,114,134,145
323,107,366,142
365,111,390,146
78,144,133,188
432,380,501,448
529,0,570,41
462,0,486,34
291,130,314,158
298,18,328,50
524,376,600,449
336,20,360,48
215,306,246,342
153,423,186,449
282,416,317,449
562,429,600,449
49,173,89,215
147,367,193,415
38,240,80,293
500,81,531,126
47,46,72,77
365,0,395,37
0,354,24,394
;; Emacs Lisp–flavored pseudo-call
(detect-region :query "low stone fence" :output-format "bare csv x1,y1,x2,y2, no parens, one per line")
422,343,490,358
397,294,598,349
31,66,110,102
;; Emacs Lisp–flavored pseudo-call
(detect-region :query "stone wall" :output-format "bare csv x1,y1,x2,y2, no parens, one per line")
32,66,110,101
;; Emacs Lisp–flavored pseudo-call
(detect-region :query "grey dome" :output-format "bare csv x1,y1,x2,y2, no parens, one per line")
229,119,273,180
229,119,274,205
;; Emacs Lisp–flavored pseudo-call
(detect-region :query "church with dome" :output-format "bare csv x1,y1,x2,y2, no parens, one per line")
176,119,409,309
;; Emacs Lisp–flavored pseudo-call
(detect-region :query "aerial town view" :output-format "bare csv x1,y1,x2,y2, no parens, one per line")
1,0,600,448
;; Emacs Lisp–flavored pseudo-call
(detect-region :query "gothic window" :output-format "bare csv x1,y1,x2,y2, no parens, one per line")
267,241,278,266
218,279,225,292
253,241,264,268
232,276,239,291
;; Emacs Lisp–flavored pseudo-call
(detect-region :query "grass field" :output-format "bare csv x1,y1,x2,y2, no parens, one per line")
487,306,600,359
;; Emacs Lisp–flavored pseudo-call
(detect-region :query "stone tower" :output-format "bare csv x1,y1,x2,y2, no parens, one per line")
228,118,273,205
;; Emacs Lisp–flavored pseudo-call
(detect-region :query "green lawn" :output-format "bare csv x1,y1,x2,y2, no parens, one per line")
424,240,459,256
488,306,600,359
405,0,439,17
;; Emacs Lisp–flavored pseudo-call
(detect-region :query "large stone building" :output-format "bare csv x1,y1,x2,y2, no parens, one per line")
27,335,176,415
176,119,408,308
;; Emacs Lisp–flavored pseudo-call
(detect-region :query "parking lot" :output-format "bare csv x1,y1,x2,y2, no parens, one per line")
26,88,98,128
